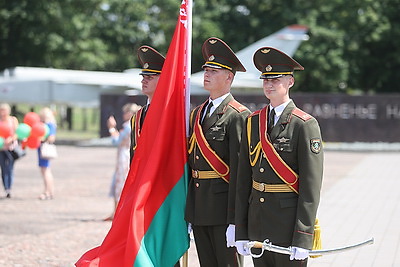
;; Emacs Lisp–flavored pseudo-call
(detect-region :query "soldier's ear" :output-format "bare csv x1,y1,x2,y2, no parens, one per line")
288,75,295,89
226,71,234,83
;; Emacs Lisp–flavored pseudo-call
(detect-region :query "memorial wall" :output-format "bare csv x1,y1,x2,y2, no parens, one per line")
101,93,400,142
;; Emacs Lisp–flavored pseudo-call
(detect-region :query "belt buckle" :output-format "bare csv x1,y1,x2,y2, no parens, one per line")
259,183,265,192
192,170,199,178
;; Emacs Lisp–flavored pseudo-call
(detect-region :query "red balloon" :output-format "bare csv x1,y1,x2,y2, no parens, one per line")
26,136,41,149
0,121,12,138
30,122,46,138
24,112,40,127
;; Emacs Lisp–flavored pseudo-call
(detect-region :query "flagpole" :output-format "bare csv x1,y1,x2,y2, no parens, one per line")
183,250,189,267
184,2,192,267
185,0,193,137
183,1,193,266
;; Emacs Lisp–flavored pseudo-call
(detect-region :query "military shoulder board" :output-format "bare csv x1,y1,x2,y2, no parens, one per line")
292,108,312,121
228,100,248,113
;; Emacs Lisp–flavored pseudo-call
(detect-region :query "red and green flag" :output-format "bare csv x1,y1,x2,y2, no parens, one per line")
75,1,192,266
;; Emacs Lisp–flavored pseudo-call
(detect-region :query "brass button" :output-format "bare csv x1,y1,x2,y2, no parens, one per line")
260,197,265,203
195,155,199,160
196,183,199,188
259,167,264,173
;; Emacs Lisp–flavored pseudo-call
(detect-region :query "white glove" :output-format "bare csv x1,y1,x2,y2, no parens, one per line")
235,240,250,256
187,223,195,241
290,246,309,260
226,224,236,247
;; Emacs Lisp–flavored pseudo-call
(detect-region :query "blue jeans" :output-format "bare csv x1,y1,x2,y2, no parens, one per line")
0,151,15,192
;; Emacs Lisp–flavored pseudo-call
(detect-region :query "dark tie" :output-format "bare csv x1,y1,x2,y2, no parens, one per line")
202,101,213,124
268,108,275,135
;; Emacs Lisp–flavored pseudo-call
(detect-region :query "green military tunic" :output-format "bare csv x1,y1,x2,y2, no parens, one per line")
235,100,323,250
185,93,250,226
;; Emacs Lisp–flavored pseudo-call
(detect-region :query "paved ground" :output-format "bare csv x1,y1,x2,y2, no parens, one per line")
0,144,399,267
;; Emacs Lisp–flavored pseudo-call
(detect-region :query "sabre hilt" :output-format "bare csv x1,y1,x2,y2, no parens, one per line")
246,238,374,258
247,239,293,258
246,240,265,258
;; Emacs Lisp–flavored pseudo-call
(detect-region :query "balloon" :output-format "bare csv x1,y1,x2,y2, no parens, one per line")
24,112,40,127
26,136,41,149
16,123,31,140
0,122,12,138
30,122,46,138
0,137,4,149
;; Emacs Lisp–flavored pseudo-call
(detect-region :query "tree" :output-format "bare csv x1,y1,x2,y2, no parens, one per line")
0,0,110,70
1,0,399,92
348,0,400,92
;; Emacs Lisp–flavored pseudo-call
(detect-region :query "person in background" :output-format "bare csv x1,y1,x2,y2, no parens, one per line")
105,103,141,221
38,107,57,200
185,37,251,266
129,45,165,162
235,47,324,266
0,103,19,198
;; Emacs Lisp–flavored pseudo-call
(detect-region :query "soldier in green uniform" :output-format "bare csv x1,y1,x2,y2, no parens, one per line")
185,38,251,266
235,47,324,267
129,45,165,162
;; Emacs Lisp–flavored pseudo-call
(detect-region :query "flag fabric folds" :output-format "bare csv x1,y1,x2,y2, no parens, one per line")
75,1,191,266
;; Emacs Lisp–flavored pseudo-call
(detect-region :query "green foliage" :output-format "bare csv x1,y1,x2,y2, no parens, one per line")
1,0,399,92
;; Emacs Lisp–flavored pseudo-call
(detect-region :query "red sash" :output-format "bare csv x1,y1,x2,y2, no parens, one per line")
192,102,230,182
259,107,299,193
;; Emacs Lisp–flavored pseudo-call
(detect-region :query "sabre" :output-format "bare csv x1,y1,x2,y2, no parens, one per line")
246,238,374,258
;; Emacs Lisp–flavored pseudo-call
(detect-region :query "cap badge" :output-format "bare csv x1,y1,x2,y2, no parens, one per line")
261,49,271,54
265,65,272,72
209,39,218,44
141,47,149,52
209,55,215,61
143,63,149,69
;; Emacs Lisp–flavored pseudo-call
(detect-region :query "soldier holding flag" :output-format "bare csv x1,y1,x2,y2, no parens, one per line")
75,1,192,265
129,45,165,162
